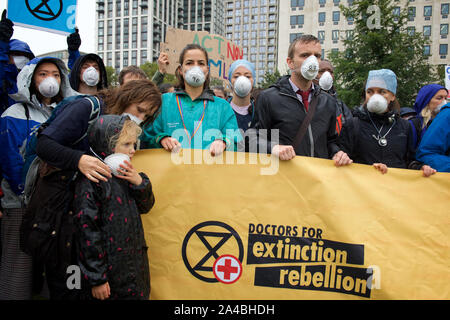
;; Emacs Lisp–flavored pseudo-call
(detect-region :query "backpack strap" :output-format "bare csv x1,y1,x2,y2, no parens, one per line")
408,118,423,149
71,96,101,146
408,119,418,149
292,93,319,150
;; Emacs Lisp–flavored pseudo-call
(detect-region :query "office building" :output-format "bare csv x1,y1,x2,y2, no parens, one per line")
95,0,184,71
225,0,280,84
183,0,226,36
278,0,450,73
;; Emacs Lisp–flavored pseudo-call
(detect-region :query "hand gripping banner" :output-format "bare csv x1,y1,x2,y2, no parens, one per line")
133,150,450,300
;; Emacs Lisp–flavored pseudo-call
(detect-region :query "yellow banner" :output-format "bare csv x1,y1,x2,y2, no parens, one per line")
133,150,450,300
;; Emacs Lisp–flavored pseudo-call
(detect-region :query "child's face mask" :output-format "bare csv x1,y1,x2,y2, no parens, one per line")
104,153,130,177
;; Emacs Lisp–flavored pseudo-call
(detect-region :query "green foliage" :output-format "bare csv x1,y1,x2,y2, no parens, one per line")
105,66,118,88
139,62,176,84
139,61,159,79
329,0,439,109
258,69,283,89
435,64,447,87
210,77,226,88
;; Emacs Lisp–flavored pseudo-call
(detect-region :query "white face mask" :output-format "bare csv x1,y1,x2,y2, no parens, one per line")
300,55,319,81
433,101,447,114
123,113,143,125
82,66,100,87
13,56,30,70
233,76,252,98
104,153,130,177
319,71,333,91
367,94,388,114
184,66,206,87
38,77,60,98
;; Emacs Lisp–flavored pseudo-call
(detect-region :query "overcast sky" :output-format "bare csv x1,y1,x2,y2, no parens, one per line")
0,0,96,55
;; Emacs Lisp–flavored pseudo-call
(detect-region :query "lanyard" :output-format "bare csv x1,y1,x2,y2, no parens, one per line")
176,95,207,145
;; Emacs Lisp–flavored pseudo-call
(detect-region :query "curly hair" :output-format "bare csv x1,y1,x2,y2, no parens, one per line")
109,119,143,153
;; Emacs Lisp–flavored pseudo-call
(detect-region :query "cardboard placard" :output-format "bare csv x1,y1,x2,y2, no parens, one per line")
160,28,243,81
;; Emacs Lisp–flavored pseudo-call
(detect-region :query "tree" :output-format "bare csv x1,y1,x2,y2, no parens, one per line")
258,69,283,89
139,61,159,79
140,61,176,84
329,0,439,109
210,77,227,88
105,66,118,88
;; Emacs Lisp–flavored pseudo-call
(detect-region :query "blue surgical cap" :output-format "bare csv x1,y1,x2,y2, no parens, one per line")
366,69,397,95
228,59,256,86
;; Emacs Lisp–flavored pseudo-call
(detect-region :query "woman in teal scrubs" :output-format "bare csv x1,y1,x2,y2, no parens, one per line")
142,44,242,156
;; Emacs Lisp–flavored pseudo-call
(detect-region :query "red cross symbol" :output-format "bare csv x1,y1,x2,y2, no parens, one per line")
218,259,238,280
213,255,242,284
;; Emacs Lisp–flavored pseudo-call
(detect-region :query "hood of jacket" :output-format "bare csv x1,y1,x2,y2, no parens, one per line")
8,39,35,60
69,53,108,92
9,56,77,106
88,114,129,159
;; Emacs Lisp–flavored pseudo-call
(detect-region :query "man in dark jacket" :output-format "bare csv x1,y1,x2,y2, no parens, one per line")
251,35,351,165
313,59,353,135
69,53,108,94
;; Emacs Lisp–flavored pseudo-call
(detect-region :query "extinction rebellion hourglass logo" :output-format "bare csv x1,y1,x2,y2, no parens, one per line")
26,0,63,21
182,221,379,298
182,221,244,284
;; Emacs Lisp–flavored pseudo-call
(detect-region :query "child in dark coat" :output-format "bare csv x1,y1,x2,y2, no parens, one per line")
74,115,154,300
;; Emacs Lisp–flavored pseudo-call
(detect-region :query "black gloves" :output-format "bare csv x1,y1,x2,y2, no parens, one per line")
0,10,14,43
67,28,81,51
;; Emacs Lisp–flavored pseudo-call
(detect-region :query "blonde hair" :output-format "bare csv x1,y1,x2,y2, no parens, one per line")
420,105,433,129
109,119,142,152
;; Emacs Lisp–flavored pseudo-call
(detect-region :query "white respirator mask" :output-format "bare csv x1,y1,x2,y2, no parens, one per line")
300,55,319,81
433,101,447,114
38,77,60,98
233,76,253,98
319,71,333,91
82,66,100,87
123,113,143,125
184,66,206,87
13,56,30,70
367,94,389,114
104,153,130,177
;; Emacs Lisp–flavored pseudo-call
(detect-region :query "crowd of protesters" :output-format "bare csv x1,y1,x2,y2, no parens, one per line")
0,11,449,301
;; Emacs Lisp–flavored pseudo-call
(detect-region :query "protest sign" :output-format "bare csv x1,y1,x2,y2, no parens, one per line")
160,28,243,80
445,65,450,98
7,0,77,35
133,150,450,300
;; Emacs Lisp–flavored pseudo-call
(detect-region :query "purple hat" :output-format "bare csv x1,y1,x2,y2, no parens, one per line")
413,84,448,115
